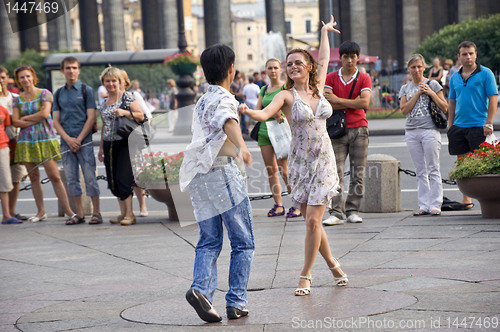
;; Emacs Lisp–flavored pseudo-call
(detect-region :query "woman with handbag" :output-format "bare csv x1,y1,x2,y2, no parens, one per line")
97,67,144,225
120,69,149,218
399,54,448,216
255,58,301,219
11,65,77,223
240,16,348,296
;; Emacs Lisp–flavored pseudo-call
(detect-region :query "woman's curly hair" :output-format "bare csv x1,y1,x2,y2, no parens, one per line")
284,48,320,98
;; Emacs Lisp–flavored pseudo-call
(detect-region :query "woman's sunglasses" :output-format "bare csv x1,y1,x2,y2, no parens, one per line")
15,65,31,72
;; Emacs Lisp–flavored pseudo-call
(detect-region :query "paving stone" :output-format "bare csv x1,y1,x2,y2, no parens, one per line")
122,288,416,326
367,276,465,292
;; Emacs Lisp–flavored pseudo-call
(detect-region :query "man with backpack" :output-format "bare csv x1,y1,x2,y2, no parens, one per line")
52,56,102,225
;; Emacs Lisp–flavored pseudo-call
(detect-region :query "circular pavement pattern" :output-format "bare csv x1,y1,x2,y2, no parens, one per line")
122,287,417,326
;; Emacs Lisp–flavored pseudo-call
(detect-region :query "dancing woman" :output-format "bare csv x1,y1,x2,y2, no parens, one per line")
240,16,348,295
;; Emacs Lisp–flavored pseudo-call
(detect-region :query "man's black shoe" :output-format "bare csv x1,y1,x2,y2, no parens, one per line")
226,306,249,319
185,289,222,322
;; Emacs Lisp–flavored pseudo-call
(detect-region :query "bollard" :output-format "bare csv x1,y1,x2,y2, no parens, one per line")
360,154,401,213
58,168,93,217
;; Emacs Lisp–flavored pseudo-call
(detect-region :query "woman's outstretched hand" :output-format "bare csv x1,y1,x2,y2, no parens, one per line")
321,15,341,34
239,103,249,115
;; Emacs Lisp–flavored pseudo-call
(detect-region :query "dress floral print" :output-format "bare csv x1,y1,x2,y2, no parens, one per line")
288,87,340,205
14,89,61,164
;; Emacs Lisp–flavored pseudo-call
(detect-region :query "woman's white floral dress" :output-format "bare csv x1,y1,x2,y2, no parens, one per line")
288,87,340,206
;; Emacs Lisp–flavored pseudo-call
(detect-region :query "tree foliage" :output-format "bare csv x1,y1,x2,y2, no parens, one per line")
415,14,500,71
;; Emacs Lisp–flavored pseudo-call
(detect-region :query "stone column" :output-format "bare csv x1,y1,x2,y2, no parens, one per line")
0,3,20,62
159,0,178,49
349,0,368,53
141,0,161,49
102,0,126,51
366,0,382,57
17,0,41,52
458,0,476,22
79,0,101,51
380,0,398,69
46,2,69,51
402,0,420,63
319,0,341,48
204,0,233,48
418,0,434,40
265,0,286,37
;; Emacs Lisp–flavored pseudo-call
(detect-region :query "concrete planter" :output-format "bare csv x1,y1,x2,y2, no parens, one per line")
146,182,192,221
456,175,500,219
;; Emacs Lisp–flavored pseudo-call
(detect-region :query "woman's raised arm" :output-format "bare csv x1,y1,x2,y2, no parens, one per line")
317,15,340,93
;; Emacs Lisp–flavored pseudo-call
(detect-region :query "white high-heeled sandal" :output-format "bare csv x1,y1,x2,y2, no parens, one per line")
295,275,313,296
330,258,348,286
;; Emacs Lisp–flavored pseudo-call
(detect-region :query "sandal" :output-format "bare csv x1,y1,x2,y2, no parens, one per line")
330,258,348,286
110,215,124,224
89,214,103,224
29,214,47,223
295,275,313,296
286,207,302,219
268,204,285,217
66,214,85,225
14,214,28,221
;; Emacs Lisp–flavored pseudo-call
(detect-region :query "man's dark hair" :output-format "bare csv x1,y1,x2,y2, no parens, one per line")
458,41,477,53
200,44,235,85
60,56,80,70
248,76,254,83
339,41,360,57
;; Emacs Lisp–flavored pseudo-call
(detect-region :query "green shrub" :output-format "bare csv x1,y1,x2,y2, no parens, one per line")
415,14,500,71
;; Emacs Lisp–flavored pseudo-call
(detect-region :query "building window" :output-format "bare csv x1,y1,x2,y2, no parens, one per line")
248,38,252,46
247,54,253,60
285,21,292,34
247,26,251,31
305,19,312,33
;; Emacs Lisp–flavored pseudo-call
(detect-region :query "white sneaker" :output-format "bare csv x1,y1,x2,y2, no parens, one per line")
322,215,344,226
346,214,363,223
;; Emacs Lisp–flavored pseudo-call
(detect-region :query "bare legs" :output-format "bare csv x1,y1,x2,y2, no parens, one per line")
117,195,134,219
25,160,75,218
260,145,300,215
0,192,13,221
8,182,20,217
133,186,148,215
296,203,347,294
457,154,473,208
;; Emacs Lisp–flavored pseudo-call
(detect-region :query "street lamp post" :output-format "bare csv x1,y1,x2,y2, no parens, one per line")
173,0,196,135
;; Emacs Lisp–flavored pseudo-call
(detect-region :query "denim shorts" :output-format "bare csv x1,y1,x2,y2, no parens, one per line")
61,140,100,197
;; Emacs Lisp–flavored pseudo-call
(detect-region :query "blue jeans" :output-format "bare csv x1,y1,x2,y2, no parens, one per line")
61,140,100,197
191,196,254,310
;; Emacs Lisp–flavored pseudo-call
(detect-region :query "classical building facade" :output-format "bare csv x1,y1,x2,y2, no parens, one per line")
2,0,500,72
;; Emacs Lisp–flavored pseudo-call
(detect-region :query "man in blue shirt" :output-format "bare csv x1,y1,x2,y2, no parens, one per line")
52,57,102,225
447,41,498,209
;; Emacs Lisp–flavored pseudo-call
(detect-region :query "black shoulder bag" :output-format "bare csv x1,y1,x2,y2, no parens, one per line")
115,93,154,148
425,80,448,129
250,85,268,141
326,72,359,139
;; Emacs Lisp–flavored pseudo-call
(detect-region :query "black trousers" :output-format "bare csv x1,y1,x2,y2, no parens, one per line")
103,140,134,200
